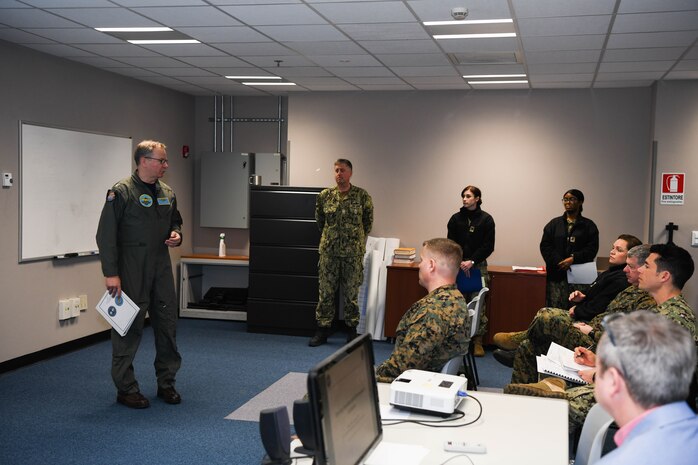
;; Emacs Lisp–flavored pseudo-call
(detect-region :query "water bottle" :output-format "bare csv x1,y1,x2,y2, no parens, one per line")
218,233,226,257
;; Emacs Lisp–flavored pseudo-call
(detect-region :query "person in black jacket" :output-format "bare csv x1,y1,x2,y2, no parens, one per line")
540,189,599,309
447,185,495,357
494,234,642,383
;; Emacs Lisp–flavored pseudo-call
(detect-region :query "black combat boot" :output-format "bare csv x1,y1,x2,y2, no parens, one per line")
309,327,330,347
346,326,358,343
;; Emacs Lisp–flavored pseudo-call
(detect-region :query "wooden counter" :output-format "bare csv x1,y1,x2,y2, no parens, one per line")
384,263,546,344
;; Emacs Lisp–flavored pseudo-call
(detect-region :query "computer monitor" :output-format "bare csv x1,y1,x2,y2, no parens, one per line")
307,333,382,465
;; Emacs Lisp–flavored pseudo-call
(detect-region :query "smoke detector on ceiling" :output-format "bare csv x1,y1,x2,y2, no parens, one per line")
451,7,468,20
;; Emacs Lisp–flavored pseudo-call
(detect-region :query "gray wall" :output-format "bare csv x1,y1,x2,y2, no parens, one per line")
0,40,195,363
653,80,698,309
287,89,652,266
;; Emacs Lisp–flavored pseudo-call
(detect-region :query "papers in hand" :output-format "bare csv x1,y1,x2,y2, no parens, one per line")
95,290,140,336
536,342,590,385
567,261,597,284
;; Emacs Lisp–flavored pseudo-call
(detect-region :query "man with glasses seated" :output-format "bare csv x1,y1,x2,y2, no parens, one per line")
593,311,697,465
503,243,696,437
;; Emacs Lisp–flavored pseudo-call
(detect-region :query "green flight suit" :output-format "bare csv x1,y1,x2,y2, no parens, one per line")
96,172,183,395
315,184,373,328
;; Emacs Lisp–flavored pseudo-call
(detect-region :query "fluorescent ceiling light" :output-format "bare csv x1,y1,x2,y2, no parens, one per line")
226,76,281,80
463,74,527,78
128,39,200,44
95,27,172,32
434,33,516,39
468,80,529,84
242,82,296,86
424,19,513,26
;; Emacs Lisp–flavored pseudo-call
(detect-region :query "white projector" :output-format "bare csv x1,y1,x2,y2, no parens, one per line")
389,369,467,416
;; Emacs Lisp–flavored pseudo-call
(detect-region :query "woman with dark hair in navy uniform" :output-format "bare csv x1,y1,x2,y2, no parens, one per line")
540,188,599,309
447,185,495,357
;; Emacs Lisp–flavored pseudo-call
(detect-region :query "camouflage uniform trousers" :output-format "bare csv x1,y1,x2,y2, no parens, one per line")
545,280,592,309
511,307,593,384
463,262,489,337
315,253,364,328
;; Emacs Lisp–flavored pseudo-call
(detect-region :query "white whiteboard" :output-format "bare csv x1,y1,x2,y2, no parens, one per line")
20,122,132,262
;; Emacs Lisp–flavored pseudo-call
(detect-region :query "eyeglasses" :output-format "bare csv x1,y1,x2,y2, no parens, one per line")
145,156,169,165
561,197,578,203
601,313,627,375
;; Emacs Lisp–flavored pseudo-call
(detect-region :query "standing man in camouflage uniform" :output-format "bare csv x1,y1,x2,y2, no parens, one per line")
376,238,470,382
309,159,373,347
504,243,695,437
96,140,183,409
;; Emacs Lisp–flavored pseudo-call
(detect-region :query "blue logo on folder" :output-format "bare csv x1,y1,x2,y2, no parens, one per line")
115,296,123,306
108,306,117,317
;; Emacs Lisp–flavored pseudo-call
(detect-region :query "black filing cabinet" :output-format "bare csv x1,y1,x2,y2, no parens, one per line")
247,186,323,335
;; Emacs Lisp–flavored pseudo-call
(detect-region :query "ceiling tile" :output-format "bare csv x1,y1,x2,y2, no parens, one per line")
116,56,190,67
666,70,698,79
22,0,114,6
338,22,429,41
286,41,365,55
72,43,161,57
390,66,457,77
24,28,123,43
531,73,594,82
602,47,687,62
110,0,208,5
376,53,450,67
598,60,675,72
359,39,440,54
312,1,417,24
531,81,591,88
0,27,54,43
512,0,616,18
176,26,269,43
522,34,606,51
243,54,316,67
215,42,295,56
438,37,519,53
595,71,664,80
528,62,598,73
612,11,698,33
66,55,131,67
176,55,252,67
257,24,346,42
218,4,327,25
0,8,81,27
355,83,414,90
146,67,217,77
402,75,465,84
525,49,602,64
309,54,382,67
47,7,162,27
261,66,334,77
300,83,359,91
607,31,698,48
133,6,242,27
324,66,394,77
518,15,612,37
618,0,698,14
22,42,94,56
457,64,526,74
137,43,229,57
593,80,654,87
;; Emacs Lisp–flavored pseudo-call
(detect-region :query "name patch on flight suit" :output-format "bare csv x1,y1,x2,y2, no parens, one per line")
139,194,153,207
157,197,171,205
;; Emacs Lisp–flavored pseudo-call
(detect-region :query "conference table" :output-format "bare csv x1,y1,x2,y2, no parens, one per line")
292,383,569,465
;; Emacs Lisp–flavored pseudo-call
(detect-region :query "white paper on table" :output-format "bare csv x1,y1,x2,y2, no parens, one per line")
364,442,429,465
567,261,598,284
95,290,140,336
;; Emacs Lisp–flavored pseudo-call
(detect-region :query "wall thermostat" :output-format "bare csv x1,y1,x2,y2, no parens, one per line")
2,172,12,188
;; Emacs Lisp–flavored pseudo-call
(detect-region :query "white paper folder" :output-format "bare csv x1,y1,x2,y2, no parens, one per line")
95,290,140,336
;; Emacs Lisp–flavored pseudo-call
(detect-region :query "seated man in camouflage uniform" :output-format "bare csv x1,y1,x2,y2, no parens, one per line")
505,243,696,437
376,238,470,383
497,235,644,384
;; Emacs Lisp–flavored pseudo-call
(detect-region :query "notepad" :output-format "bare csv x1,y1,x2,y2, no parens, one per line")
536,342,590,385
95,290,140,336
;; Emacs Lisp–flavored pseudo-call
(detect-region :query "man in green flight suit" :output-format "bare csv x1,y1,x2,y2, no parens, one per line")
96,140,183,409
310,159,373,347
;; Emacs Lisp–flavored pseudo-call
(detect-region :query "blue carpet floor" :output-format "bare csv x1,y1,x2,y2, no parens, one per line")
0,318,512,465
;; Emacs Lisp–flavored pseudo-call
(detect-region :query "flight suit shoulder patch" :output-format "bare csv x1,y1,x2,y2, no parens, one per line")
106,189,116,202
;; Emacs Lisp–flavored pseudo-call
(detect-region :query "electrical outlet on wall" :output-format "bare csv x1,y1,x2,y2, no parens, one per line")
70,297,81,317
58,299,71,320
79,294,88,311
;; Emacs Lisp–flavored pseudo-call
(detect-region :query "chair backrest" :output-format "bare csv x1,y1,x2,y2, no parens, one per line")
441,355,463,375
469,287,489,338
574,403,614,465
